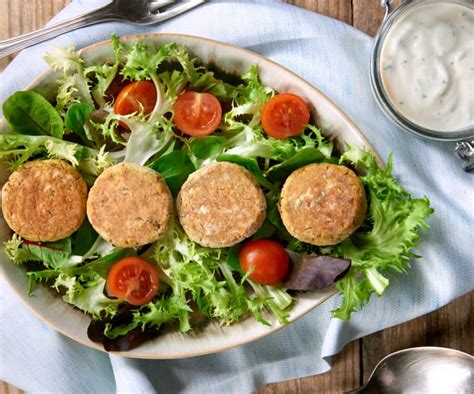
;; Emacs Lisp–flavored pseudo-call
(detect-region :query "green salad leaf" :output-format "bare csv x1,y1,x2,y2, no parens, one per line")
8,232,127,316
148,150,196,195
266,147,336,182
4,234,40,265
330,147,434,319
44,45,94,114
23,238,74,270
216,153,277,191
75,249,133,279
55,272,121,317
0,134,119,174
72,220,98,256
65,103,94,145
120,41,178,122
84,34,122,107
2,91,64,138
189,136,226,160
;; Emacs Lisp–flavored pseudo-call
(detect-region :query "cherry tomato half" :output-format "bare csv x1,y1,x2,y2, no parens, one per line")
261,93,310,139
239,239,289,285
113,80,157,126
106,257,159,306
173,91,222,137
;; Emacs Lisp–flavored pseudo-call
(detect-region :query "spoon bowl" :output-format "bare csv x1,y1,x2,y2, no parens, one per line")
351,347,473,393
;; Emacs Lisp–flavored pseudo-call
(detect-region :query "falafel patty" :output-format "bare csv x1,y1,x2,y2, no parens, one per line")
177,162,266,248
87,163,173,248
279,163,367,246
1,160,87,242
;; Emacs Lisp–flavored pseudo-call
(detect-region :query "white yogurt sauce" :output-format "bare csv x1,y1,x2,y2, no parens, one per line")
380,1,474,132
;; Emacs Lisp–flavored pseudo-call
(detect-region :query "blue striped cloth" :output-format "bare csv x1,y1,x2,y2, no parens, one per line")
1,1,473,392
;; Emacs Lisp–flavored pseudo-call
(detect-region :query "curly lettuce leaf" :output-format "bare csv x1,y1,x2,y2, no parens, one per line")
99,223,292,337
12,235,126,318
120,41,176,122
0,134,119,174
84,34,122,107
3,234,39,265
96,112,174,166
331,147,434,319
44,45,94,115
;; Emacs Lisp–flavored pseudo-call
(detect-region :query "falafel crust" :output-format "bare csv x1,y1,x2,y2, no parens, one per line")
87,163,173,248
1,160,87,242
279,163,367,246
177,162,267,248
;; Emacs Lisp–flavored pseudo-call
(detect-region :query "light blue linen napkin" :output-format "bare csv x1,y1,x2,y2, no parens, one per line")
1,1,473,392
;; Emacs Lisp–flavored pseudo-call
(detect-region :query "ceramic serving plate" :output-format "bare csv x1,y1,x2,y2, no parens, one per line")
0,34,379,359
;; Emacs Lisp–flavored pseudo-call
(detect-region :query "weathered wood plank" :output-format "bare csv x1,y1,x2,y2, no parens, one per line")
0,382,21,394
352,0,402,36
0,0,70,70
257,340,361,393
284,0,352,25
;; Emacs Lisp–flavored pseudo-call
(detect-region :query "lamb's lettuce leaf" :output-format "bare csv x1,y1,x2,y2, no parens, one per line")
216,153,277,192
266,146,336,182
148,150,195,195
189,136,226,160
65,103,94,145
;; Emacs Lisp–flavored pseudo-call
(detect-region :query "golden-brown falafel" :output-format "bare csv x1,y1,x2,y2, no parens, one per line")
279,163,367,246
177,162,266,248
1,160,87,242
87,163,173,248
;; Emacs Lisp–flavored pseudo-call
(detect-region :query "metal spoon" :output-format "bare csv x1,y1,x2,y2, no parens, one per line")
349,347,473,393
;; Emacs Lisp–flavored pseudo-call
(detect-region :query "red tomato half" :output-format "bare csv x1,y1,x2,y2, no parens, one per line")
239,239,289,285
114,80,157,124
261,93,310,139
173,91,222,137
107,257,159,306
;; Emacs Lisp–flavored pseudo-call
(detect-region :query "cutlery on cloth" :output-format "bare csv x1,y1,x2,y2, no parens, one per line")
348,347,473,393
0,0,205,58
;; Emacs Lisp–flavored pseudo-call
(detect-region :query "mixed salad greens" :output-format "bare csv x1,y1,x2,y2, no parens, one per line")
0,35,433,350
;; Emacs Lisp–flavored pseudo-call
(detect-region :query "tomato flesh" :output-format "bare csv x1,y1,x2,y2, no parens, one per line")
173,91,222,136
261,93,310,139
239,239,289,285
113,81,157,129
107,257,159,306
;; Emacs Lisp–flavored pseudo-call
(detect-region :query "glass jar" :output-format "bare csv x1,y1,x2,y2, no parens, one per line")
370,0,474,171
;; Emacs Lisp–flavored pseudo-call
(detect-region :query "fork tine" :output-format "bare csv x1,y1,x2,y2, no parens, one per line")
148,0,176,13
152,0,205,21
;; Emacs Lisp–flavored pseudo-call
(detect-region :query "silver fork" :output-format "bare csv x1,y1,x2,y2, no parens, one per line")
0,0,205,58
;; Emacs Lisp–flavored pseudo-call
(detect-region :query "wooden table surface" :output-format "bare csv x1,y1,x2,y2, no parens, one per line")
0,1,472,393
